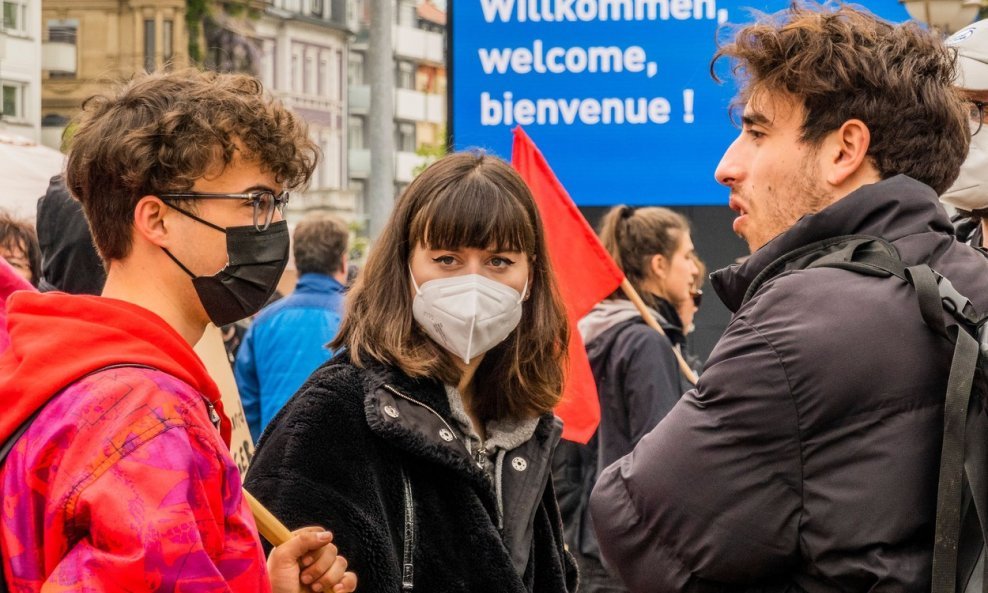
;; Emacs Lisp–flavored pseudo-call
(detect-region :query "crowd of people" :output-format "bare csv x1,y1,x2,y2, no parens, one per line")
1,3,988,593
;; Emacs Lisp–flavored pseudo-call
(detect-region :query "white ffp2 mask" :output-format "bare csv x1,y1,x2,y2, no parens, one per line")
411,273,526,364
941,124,988,211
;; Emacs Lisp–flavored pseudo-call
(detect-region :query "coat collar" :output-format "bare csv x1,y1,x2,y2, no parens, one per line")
295,273,346,295
711,175,955,313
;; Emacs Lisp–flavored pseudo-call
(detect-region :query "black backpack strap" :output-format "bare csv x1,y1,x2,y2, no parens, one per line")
750,234,988,593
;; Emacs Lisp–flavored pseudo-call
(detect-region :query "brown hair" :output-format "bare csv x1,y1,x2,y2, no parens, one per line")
333,152,569,423
598,205,690,304
65,68,318,261
0,212,40,286
713,3,969,195
293,213,349,276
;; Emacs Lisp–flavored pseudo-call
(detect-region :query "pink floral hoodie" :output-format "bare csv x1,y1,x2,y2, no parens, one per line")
0,292,269,592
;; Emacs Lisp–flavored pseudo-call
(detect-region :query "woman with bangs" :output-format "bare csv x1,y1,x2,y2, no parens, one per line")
245,152,577,593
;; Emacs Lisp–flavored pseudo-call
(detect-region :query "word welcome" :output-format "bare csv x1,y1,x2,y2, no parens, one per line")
479,41,657,77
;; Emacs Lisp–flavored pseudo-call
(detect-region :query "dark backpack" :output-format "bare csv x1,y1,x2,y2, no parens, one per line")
744,234,988,593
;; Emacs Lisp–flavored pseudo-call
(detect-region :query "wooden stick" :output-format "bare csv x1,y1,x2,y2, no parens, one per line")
619,278,699,386
243,488,292,546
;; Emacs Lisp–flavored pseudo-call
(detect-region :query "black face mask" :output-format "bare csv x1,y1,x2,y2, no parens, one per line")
163,209,289,326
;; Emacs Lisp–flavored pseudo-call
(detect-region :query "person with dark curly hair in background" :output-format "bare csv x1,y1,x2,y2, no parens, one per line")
0,211,40,287
0,69,356,593
590,5,988,592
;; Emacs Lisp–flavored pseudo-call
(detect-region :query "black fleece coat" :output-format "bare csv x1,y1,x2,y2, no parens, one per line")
590,176,988,592
244,356,577,593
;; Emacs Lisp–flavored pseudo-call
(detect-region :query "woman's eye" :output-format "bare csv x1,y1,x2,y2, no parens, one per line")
490,256,515,267
432,256,456,265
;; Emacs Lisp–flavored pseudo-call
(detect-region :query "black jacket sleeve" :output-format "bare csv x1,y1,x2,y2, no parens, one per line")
589,317,802,593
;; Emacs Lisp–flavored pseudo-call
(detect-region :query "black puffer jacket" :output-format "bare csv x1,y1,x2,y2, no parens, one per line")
244,356,577,593
590,176,988,592
554,297,686,561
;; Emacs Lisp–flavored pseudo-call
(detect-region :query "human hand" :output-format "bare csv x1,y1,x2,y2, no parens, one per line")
267,526,358,593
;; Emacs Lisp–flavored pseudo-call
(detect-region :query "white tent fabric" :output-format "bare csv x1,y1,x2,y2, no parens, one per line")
0,134,65,221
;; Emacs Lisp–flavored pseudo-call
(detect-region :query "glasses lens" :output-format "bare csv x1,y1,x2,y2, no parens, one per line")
692,290,703,308
249,191,273,231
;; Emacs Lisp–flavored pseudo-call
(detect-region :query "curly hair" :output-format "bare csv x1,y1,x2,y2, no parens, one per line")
65,68,319,261
0,211,40,286
713,3,969,195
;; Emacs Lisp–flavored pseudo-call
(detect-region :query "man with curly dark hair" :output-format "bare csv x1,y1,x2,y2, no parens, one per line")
0,69,356,593
590,5,988,592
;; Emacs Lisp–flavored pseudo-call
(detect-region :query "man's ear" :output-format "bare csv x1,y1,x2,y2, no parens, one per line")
133,195,171,248
825,119,871,187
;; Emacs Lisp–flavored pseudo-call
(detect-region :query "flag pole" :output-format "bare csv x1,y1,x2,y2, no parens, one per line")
243,488,292,546
619,279,699,385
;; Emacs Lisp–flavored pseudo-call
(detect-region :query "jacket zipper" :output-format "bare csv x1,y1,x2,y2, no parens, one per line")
382,384,484,469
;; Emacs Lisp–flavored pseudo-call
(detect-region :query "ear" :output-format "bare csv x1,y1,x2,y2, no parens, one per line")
133,195,171,248
650,253,669,279
824,119,871,187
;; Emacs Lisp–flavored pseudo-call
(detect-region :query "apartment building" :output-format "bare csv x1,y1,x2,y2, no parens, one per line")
1,0,42,142
40,0,189,149
256,0,351,219
347,0,446,218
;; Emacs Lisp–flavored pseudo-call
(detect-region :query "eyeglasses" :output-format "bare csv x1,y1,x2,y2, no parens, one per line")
969,100,987,136
158,190,289,231
691,289,703,308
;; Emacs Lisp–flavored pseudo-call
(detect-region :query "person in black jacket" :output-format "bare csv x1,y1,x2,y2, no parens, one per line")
245,152,577,593
589,5,988,592
553,205,699,593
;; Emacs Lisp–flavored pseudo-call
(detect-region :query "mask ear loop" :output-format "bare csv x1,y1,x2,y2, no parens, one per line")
409,266,423,295
519,278,529,303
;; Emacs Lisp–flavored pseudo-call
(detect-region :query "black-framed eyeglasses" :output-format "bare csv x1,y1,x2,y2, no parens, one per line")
158,190,289,231
968,100,987,137
691,289,703,308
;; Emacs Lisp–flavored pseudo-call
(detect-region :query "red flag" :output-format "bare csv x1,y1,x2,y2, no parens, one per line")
511,127,625,444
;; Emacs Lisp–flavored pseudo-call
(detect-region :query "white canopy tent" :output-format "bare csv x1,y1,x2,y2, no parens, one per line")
0,134,65,221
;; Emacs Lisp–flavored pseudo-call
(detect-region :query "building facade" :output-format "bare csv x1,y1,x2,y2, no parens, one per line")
2,0,42,142
257,0,351,219
347,0,446,224
40,0,189,149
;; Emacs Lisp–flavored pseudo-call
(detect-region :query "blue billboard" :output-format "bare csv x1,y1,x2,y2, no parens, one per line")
450,0,913,205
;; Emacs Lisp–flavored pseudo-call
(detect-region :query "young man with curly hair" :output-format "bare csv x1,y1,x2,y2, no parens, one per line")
0,69,356,593
590,5,988,592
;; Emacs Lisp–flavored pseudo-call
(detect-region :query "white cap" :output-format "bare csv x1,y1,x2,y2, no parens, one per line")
948,20,988,90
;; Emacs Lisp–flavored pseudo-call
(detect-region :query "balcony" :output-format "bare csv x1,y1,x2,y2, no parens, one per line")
280,91,343,116
42,41,77,74
348,148,426,184
349,84,370,115
393,25,443,65
395,88,444,125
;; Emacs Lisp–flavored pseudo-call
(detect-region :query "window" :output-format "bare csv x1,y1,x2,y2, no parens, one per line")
304,54,314,94
396,61,415,90
310,0,324,17
47,19,79,80
163,20,174,63
397,1,416,26
2,84,24,121
348,116,364,150
144,19,156,72
348,53,364,86
2,1,25,34
396,121,416,152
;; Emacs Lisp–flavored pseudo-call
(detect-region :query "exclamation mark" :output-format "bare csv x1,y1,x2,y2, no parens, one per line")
683,89,695,124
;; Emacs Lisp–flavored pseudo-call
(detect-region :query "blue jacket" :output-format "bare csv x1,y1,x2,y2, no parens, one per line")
234,273,345,442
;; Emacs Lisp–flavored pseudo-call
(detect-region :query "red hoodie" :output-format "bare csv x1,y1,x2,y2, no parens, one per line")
0,292,268,591
0,291,231,444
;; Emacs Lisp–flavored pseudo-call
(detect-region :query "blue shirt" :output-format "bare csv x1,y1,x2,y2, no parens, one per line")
234,273,345,442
